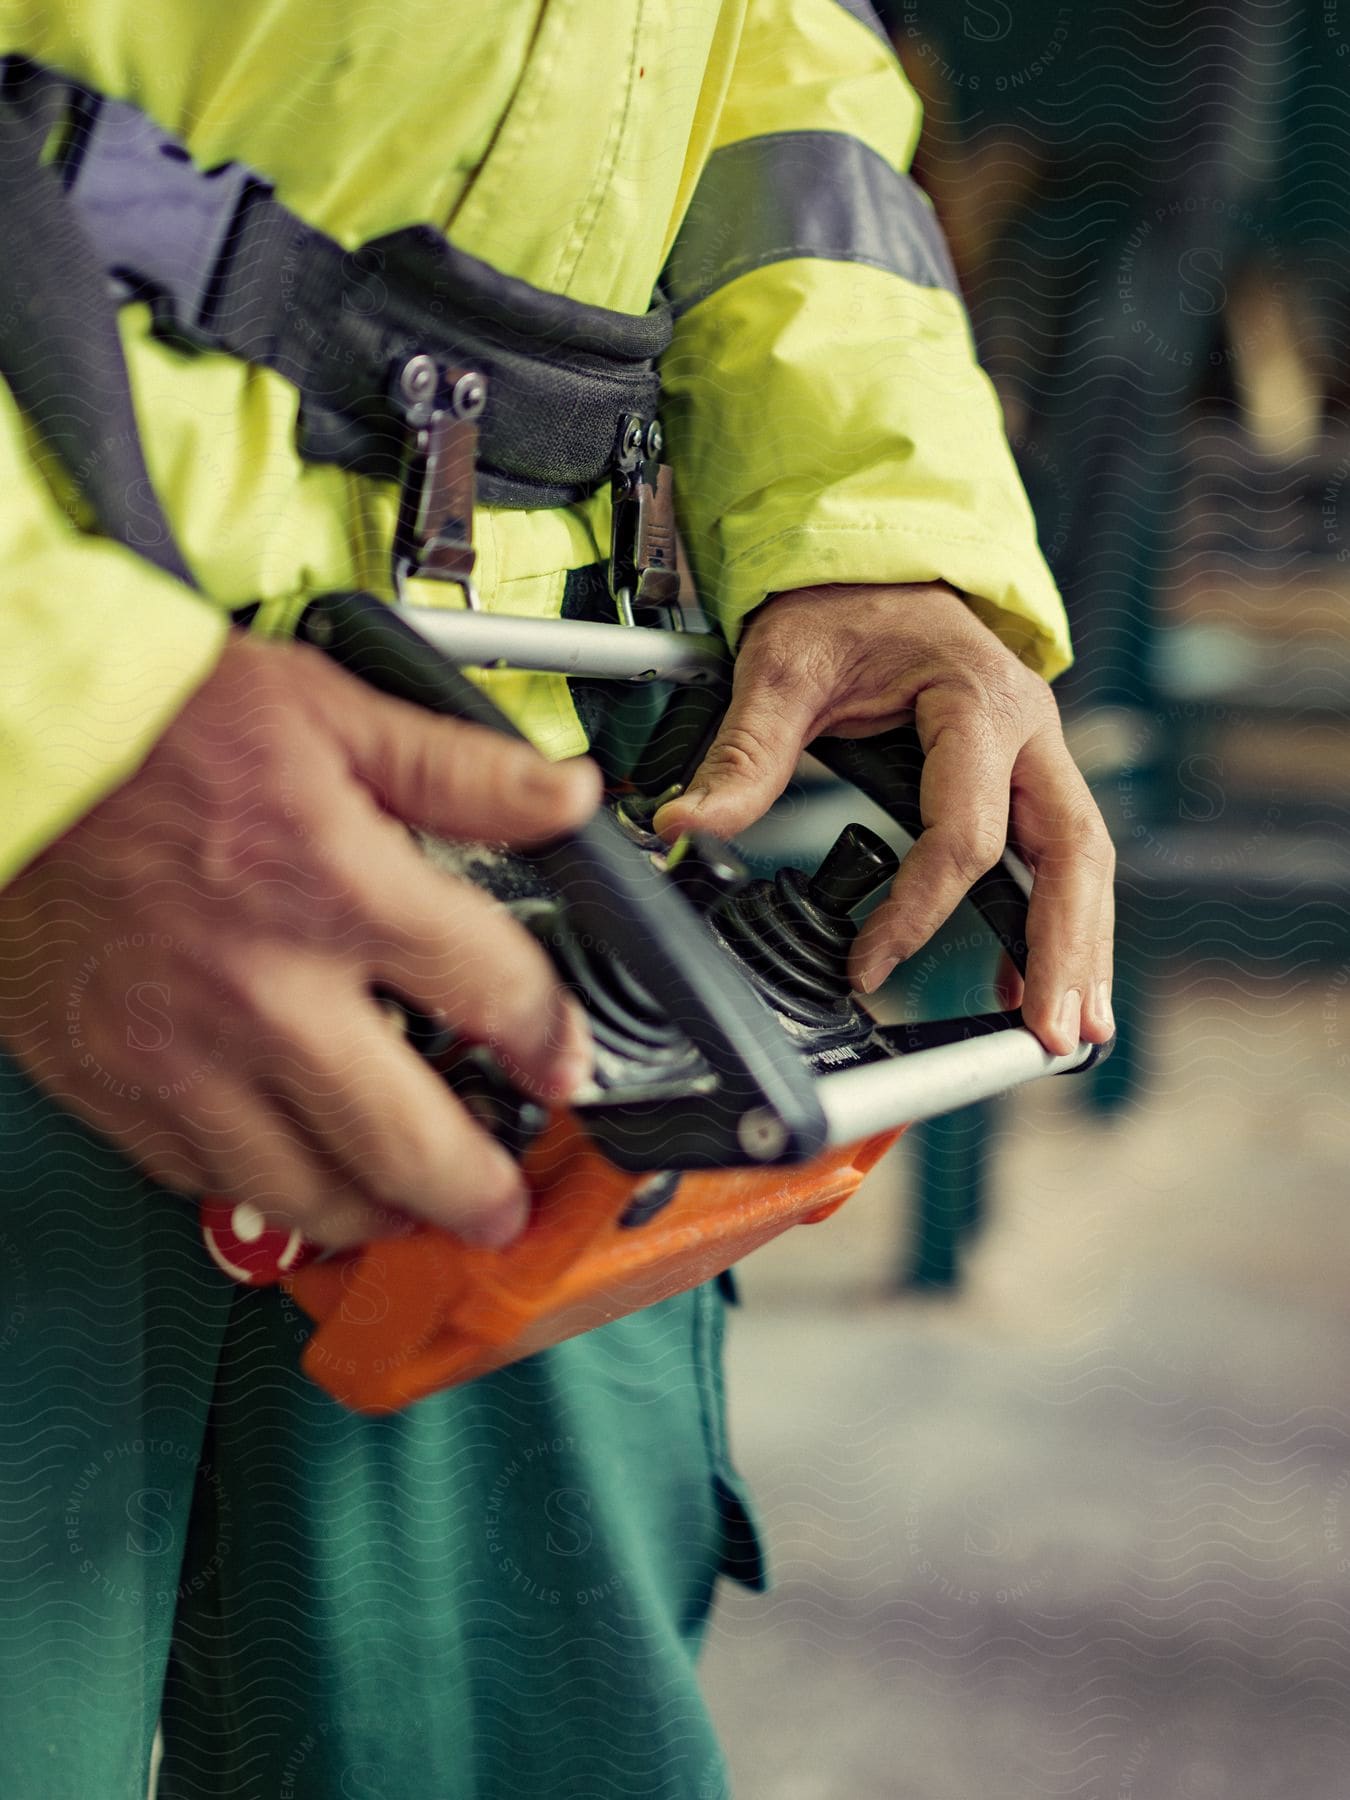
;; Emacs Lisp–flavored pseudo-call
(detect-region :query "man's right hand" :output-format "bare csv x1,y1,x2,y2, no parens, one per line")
0,631,601,1251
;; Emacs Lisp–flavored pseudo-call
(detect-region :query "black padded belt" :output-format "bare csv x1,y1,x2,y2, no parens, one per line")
0,57,673,514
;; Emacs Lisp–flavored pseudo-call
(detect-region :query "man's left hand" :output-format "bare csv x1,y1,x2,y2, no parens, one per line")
652,582,1115,1057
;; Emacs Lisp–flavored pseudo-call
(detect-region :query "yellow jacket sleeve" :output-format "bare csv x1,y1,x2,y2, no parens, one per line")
0,378,227,888
659,0,1072,678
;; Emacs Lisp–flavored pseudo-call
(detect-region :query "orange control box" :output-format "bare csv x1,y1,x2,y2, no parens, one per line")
283,1114,900,1414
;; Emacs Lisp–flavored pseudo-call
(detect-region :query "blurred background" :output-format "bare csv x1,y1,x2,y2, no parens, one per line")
699,3,1350,1795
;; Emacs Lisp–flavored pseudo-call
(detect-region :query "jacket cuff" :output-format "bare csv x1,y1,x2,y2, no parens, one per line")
712,519,1072,681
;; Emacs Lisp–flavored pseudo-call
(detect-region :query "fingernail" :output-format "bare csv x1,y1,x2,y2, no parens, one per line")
1057,988,1082,1047
858,957,897,996
461,1184,528,1251
565,754,602,795
551,1049,592,1100
1094,979,1115,1035
670,784,707,815
545,1002,592,1094
527,757,596,806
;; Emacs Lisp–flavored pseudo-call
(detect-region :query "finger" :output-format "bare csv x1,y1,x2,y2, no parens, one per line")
310,655,602,844
305,791,591,1102
244,968,531,1247
1085,865,1116,1040
848,693,1019,992
1011,742,1117,1056
995,952,1025,1012
652,660,820,843
128,1078,398,1251
338,818,593,1101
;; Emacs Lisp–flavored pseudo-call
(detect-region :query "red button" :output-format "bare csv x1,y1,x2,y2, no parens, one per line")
200,1198,319,1286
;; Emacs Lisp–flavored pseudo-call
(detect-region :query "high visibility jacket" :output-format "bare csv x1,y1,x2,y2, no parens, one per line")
0,0,1070,887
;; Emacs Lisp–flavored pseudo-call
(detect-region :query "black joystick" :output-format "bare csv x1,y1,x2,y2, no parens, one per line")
808,824,900,919
711,824,900,1020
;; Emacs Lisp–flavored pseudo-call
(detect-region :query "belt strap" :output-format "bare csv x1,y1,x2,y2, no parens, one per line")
2,58,673,514
0,69,193,582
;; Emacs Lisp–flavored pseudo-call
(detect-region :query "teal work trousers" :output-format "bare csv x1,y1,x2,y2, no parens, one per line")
0,1053,764,1799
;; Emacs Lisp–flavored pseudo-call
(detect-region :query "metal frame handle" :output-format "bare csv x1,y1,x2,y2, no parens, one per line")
299,591,1110,1162
297,590,827,1169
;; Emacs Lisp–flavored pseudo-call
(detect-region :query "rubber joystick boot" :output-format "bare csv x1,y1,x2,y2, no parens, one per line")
713,824,899,1021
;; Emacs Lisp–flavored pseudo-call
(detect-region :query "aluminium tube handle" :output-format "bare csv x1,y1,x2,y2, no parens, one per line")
817,1021,1095,1146
400,604,732,691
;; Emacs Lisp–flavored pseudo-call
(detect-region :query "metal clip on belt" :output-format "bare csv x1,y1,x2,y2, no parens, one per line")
0,56,677,605
390,354,487,609
610,413,678,626
387,378,680,625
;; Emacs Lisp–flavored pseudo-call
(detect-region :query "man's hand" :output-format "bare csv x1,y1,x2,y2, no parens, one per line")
654,583,1115,1056
0,632,601,1251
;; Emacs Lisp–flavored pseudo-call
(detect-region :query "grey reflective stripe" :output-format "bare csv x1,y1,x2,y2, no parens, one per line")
664,131,961,316
832,0,892,47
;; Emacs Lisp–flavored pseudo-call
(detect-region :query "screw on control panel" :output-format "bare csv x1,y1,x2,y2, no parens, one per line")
737,1106,789,1162
665,832,749,912
622,415,645,457
300,607,334,647
398,353,438,406
451,370,488,420
645,419,664,459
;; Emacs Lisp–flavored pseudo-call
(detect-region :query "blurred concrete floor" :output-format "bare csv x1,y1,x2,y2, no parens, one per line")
699,971,1350,1800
